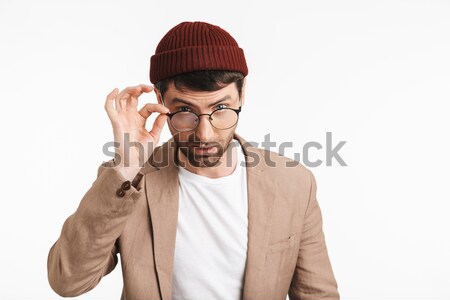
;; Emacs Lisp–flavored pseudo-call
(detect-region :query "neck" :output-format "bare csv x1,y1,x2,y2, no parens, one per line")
177,141,238,178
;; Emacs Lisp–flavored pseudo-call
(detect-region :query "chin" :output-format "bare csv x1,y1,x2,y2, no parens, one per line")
187,153,223,168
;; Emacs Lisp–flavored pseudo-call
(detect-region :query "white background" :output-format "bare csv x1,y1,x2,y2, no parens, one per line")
1,0,449,299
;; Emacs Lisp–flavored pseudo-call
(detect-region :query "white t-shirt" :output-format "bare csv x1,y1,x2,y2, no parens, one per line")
172,139,248,300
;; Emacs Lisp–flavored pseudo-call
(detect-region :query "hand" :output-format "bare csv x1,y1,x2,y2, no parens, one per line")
104,84,169,169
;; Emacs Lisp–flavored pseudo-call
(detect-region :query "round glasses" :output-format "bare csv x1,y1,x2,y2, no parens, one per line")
166,106,242,132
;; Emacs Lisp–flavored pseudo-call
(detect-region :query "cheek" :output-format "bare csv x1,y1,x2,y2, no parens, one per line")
167,123,176,136
171,130,191,142
167,121,187,139
217,130,229,140
217,128,236,143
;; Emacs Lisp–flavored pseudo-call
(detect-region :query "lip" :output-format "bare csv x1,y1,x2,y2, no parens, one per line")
193,146,217,154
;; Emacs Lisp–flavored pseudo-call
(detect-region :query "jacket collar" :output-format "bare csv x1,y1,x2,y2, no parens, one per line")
144,132,277,300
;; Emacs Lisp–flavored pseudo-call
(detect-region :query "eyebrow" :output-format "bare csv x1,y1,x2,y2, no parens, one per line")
170,95,232,109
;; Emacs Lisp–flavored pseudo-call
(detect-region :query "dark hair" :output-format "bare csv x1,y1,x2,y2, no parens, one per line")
155,70,245,100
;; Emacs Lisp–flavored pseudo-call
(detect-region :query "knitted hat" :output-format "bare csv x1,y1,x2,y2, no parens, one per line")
150,21,248,84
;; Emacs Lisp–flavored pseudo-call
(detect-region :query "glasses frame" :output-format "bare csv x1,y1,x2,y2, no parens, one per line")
165,104,242,132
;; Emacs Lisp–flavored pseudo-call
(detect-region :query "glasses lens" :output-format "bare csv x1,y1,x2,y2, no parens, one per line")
169,108,239,131
210,108,239,129
170,112,198,132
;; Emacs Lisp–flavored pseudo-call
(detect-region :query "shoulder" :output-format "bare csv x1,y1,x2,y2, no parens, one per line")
245,147,316,220
245,146,315,196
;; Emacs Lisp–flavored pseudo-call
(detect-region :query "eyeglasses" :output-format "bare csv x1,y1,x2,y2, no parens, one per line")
164,103,242,132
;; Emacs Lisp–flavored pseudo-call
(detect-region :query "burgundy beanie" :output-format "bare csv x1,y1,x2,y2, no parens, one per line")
150,21,248,84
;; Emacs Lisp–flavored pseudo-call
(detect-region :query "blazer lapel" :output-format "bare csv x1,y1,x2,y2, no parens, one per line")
142,134,276,300
144,138,180,300
234,133,277,300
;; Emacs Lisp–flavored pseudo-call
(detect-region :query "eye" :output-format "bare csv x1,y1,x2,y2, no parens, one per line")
214,103,228,110
177,106,191,112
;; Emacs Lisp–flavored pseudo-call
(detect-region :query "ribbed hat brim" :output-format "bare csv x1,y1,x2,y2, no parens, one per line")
150,45,248,84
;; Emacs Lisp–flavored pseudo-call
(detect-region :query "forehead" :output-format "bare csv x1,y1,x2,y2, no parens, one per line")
163,81,239,106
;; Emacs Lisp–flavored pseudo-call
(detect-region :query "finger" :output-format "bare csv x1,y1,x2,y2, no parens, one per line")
116,86,138,112
120,98,128,112
105,88,119,118
126,98,136,112
138,103,170,119
138,84,153,92
115,91,123,112
149,113,169,142
118,85,153,101
127,85,154,111
119,85,154,112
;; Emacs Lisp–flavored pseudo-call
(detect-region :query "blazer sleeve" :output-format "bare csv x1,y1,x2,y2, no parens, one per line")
288,170,340,300
47,159,144,297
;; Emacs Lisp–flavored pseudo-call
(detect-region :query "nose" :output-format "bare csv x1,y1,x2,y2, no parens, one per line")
195,114,214,142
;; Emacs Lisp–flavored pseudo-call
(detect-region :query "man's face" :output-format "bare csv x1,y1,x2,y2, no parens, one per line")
156,80,245,168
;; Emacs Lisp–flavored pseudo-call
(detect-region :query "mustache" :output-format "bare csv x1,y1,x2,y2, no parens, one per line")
177,141,220,148
176,136,222,148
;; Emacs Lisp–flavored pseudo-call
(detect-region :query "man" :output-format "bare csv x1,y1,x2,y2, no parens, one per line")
47,21,339,300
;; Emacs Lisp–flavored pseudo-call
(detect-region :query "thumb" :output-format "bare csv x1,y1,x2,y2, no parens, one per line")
148,113,168,143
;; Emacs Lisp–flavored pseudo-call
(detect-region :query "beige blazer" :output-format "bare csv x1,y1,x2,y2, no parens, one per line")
47,133,339,300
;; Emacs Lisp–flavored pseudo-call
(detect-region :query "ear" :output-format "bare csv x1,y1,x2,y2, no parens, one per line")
153,84,163,105
240,77,247,107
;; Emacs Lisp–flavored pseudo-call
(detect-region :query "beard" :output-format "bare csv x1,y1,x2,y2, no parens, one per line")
173,131,235,168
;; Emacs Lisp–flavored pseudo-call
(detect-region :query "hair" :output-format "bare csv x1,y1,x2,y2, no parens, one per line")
155,70,245,100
